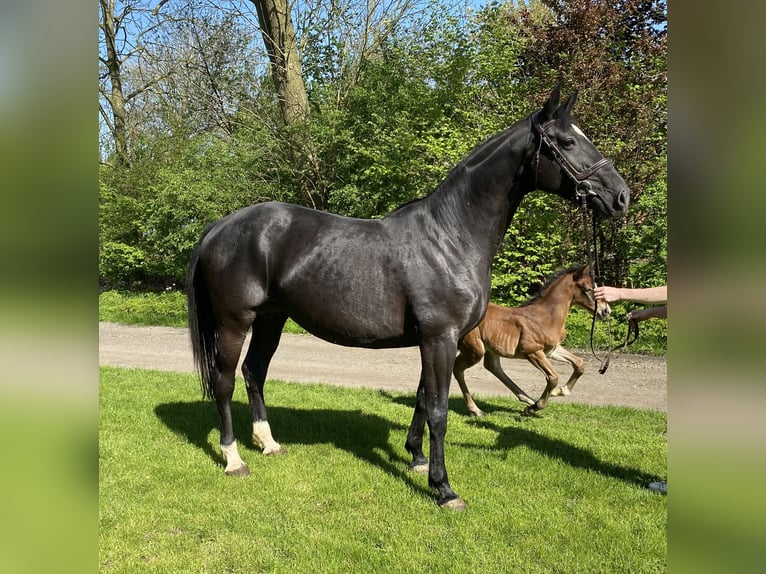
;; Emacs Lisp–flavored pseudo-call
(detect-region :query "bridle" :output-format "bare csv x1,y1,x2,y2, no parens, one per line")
531,113,635,373
531,114,612,194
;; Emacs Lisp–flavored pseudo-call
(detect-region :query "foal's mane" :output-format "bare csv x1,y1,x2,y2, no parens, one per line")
521,264,585,307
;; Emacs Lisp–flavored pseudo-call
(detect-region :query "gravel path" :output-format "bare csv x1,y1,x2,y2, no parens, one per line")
99,322,666,411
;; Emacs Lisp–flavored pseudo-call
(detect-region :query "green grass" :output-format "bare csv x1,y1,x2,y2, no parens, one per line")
100,366,666,573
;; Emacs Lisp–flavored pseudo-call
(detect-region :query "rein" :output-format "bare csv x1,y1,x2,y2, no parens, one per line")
577,192,638,373
577,192,612,374
531,114,633,374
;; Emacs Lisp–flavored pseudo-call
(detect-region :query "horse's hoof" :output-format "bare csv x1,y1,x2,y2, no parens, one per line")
264,446,287,456
520,396,536,405
439,496,468,511
408,462,429,475
522,406,541,417
550,388,562,397
469,410,487,418
225,464,250,477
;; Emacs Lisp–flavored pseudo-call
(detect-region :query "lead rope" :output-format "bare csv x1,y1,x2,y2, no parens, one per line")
577,188,613,374
578,190,638,373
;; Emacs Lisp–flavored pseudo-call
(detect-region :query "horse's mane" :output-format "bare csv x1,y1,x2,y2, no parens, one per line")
521,264,585,307
387,124,519,216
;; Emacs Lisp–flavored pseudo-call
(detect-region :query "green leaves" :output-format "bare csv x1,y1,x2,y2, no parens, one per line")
98,0,666,327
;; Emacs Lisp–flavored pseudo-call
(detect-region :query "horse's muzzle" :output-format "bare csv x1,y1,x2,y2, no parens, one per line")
614,188,630,215
589,186,629,218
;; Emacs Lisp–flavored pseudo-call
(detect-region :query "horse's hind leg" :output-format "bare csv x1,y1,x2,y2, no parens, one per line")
405,378,430,474
453,336,486,417
548,345,585,397
242,313,288,456
215,325,250,476
482,351,536,406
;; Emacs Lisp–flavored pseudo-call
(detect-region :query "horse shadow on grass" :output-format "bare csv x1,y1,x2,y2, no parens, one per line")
154,400,433,499
381,391,521,418
381,392,659,488
462,418,660,488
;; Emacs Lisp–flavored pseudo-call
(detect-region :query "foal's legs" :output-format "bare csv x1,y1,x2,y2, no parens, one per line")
548,345,585,397
482,351,536,406
214,325,250,475
242,313,288,456
523,350,560,415
405,336,466,509
453,339,488,417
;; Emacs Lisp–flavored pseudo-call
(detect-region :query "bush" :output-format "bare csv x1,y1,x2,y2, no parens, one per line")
99,291,187,327
99,290,308,334
565,306,666,355
99,241,146,289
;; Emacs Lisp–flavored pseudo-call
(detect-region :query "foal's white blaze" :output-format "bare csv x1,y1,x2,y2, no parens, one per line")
252,420,283,454
572,124,592,143
221,440,247,473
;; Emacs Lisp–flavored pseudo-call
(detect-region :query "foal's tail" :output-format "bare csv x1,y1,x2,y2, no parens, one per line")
186,232,218,400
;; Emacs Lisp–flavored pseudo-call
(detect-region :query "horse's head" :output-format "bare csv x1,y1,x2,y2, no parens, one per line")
573,265,611,318
532,85,630,219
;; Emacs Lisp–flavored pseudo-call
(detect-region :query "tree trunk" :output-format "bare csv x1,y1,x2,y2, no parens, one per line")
99,0,130,168
249,0,310,125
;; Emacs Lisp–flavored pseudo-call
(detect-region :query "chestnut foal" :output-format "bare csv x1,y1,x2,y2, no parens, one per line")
453,265,610,416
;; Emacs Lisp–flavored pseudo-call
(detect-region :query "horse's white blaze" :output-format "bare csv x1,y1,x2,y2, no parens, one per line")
572,124,592,143
220,440,247,472
252,421,283,454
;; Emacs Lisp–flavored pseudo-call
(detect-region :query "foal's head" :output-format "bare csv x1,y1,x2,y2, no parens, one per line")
571,265,611,318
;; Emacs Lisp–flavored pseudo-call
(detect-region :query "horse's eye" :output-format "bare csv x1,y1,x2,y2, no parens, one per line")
561,138,576,150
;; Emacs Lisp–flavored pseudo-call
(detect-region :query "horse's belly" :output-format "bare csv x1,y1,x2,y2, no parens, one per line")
291,312,418,348
277,290,416,348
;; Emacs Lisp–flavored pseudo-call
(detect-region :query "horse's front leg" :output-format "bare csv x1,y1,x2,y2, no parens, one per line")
407,336,467,510
523,350,559,415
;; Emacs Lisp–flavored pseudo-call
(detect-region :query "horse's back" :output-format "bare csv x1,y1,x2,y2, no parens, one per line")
196,202,418,344
196,200,491,346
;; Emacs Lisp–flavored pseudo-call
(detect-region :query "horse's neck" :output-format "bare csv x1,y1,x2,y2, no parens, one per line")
534,282,575,327
426,120,533,253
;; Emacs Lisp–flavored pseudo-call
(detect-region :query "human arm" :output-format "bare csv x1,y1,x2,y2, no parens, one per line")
593,285,667,305
627,305,667,322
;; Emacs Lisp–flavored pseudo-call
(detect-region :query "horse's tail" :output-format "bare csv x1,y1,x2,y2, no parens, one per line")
186,230,217,400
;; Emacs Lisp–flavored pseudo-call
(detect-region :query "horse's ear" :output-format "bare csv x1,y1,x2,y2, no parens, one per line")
563,90,578,115
541,82,562,120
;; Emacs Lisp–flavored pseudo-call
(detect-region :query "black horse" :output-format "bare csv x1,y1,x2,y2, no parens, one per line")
186,85,629,509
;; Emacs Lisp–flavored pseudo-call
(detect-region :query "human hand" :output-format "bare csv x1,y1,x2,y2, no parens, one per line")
593,285,622,303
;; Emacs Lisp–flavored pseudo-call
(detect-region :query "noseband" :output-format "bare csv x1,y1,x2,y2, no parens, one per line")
531,114,612,195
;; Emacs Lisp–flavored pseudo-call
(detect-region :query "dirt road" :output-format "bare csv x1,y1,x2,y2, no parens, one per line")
99,322,666,411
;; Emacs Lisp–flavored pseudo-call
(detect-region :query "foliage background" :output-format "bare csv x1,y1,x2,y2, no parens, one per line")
99,0,666,323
